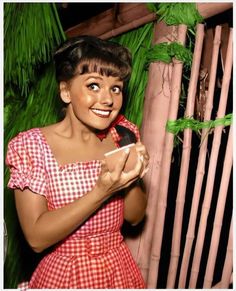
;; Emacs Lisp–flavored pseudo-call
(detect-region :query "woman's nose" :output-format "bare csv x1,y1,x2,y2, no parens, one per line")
100,90,113,106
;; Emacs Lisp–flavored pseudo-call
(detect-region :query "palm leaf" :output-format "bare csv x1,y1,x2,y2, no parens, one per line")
112,22,154,127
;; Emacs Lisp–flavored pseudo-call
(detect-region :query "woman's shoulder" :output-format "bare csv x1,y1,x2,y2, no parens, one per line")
6,128,45,165
9,123,58,144
9,127,42,144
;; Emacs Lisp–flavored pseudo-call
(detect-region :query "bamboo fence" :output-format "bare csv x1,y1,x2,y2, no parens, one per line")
188,27,233,289
178,25,221,287
203,124,232,288
146,23,189,288
166,23,205,288
134,20,232,291
126,6,232,289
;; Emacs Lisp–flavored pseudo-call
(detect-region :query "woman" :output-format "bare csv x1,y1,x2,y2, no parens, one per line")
6,35,149,289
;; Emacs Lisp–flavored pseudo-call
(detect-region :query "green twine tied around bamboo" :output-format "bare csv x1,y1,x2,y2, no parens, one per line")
147,3,204,30
146,42,192,67
166,113,233,136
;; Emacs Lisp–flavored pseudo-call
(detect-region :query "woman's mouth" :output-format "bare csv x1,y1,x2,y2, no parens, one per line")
90,108,111,118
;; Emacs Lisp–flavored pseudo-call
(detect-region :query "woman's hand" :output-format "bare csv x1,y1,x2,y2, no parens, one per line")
96,142,149,201
123,142,149,225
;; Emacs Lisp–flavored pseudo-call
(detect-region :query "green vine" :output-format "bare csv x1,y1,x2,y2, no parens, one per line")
147,3,204,34
146,42,192,67
166,113,232,145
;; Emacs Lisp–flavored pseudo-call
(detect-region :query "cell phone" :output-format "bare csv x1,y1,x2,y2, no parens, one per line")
104,143,138,173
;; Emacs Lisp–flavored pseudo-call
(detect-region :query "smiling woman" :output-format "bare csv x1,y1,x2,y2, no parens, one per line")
5,35,149,289
59,73,124,132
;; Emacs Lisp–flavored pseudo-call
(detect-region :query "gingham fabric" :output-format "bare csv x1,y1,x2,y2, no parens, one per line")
6,115,145,289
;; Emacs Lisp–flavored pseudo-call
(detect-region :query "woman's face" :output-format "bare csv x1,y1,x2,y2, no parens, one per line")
61,72,124,131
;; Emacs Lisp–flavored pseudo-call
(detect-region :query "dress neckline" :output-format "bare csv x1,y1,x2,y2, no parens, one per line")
36,127,119,169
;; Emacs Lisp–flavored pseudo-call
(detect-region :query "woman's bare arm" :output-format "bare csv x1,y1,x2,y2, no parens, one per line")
124,181,147,226
123,141,149,225
15,187,105,253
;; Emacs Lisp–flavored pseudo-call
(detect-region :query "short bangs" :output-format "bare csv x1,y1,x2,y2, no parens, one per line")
75,58,131,81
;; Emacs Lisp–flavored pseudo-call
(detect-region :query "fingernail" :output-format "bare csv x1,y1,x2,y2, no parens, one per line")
141,168,149,178
144,167,149,174
124,148,130,154
139,155,144,162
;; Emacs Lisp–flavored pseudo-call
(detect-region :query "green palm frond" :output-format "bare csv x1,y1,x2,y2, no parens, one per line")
4,3,65,97
112,22,154,127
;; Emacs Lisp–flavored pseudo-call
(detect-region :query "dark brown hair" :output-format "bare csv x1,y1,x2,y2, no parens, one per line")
54,35,132,83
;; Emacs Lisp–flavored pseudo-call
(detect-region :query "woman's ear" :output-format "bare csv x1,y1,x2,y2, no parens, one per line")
59,82,71,103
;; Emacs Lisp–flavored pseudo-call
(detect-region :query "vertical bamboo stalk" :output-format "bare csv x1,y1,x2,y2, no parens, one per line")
166,24,205,288
186,25,222,287
125,21,179,281
220,217,233,288
142,24,187,288
188,28,233,288
203,125,232,288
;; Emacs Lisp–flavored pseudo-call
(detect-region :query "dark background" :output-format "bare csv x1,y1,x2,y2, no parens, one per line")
56,3,115,31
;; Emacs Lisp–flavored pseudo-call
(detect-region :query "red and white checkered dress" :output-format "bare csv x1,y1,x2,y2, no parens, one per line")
6,115,145,289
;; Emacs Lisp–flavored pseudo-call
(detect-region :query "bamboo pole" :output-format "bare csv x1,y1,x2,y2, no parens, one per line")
99,13,156,40
141,24,187,288
166,24,205,288
196,2,232,19
182,25,222,287
125,21,177,278
203,125,232,288
220,217,233,288
65,3,232,39
187,28,233,288
65,3,152,38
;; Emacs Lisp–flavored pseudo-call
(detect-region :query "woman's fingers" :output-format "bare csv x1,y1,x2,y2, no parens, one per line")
122,151,143,180
111,148,130,179
99,142,150,196
134,142,150,178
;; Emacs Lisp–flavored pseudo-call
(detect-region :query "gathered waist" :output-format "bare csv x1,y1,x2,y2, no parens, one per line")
54,231,124,257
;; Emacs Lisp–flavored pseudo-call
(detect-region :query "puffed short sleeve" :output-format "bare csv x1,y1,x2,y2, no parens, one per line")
6,130,48,196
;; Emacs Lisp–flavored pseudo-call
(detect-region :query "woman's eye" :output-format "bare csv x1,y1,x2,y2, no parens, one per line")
88,83,99,91
112,86,122,94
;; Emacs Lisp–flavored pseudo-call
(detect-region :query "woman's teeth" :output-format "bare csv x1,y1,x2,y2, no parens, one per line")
91,109,111,117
